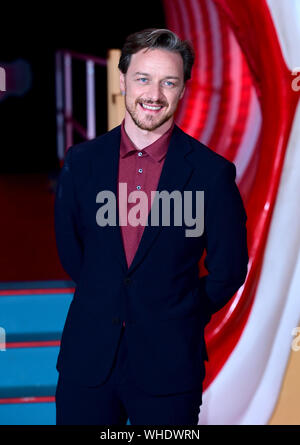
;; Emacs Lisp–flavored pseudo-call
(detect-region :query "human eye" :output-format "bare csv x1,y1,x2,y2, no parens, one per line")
163,80,175,87
137,77,148,83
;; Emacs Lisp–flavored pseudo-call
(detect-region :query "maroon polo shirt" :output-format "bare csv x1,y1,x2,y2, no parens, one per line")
117,118,175,327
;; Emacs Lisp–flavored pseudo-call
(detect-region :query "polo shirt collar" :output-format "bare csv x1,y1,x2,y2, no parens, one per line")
120,118,175,162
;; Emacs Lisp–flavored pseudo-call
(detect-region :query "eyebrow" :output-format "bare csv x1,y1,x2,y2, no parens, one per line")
133,72,180,80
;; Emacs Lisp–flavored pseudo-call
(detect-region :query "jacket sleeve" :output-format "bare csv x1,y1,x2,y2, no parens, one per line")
199,161,249,324
54,146,84,284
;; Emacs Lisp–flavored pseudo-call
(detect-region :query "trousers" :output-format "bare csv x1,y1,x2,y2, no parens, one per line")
55,325,203,425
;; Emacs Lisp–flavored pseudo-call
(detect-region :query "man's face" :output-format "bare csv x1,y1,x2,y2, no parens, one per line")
120,48,186,131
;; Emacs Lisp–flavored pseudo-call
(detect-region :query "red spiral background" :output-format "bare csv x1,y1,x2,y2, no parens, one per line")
162,0,299,389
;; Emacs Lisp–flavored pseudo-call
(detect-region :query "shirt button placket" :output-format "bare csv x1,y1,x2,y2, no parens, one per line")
136,150,145,192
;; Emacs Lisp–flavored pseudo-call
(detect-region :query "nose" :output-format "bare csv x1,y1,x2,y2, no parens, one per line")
146,82,164,103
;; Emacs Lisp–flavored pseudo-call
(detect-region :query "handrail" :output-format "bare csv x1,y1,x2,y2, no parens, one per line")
59,49,107,66
55,49,107,164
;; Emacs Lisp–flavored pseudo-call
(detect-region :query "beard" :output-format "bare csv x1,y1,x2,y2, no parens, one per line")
124,97,174,131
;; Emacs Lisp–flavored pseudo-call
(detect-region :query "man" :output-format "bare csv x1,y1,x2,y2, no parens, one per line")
54,28,248,425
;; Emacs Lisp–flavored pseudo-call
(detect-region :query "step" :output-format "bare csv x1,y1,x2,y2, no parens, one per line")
0,280,74,290
0,400,56,425
0,292,72,342
0,346,59,398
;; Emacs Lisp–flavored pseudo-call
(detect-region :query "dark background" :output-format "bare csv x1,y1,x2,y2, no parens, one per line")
0,1,166,173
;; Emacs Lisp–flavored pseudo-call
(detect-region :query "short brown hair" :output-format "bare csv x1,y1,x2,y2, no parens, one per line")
118,28,195,83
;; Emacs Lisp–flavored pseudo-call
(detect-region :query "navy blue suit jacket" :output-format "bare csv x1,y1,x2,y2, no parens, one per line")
54,123,248,395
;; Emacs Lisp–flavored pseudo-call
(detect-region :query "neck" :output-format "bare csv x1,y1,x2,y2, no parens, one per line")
124,112,174,150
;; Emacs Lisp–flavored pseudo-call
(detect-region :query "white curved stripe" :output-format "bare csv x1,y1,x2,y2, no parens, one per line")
199,0,223,144
266,0,300,70
233,86,262,182
198,98,300,425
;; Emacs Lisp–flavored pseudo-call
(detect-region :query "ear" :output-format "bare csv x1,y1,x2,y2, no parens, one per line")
119,71,125,95
179,84,186,100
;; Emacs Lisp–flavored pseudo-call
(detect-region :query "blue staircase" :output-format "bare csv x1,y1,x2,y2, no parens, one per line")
0,281,132,425
0,280,73,425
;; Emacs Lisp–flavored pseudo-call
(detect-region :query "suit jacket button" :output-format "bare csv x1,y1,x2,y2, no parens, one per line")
124,277,131,285
112,317,120,325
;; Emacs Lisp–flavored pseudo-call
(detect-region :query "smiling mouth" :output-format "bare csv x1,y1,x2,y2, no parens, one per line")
139,102,164,112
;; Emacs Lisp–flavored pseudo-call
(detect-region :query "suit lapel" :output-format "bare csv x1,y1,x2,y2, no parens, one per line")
92,124,194,275
91,126,128,272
